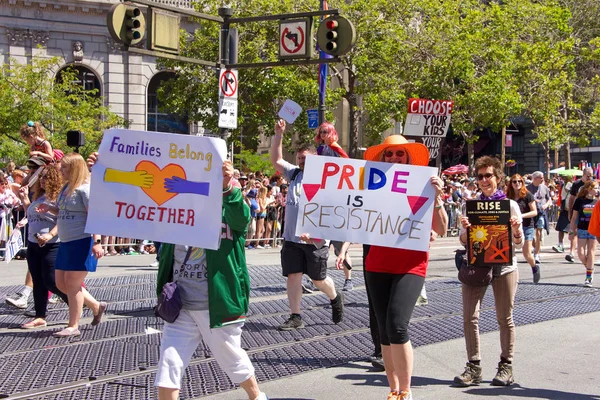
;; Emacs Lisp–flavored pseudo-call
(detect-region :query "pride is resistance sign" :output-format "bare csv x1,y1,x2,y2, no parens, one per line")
295,155,438,252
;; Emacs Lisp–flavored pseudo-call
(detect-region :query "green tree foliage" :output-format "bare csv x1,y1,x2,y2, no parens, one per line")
0,57,127,162
235,149,275,176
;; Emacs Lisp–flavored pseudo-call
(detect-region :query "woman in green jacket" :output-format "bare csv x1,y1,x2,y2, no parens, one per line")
155,160,267,400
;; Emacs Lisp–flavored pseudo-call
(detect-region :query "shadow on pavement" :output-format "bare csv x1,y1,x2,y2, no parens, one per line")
464,385,600,400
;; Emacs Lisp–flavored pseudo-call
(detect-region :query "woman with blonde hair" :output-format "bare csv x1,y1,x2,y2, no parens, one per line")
36,153,107,337
568,179,599,287
254,186,268,249
506,173,539,283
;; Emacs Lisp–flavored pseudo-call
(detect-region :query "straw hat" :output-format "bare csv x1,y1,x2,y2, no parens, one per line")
363,135,430,166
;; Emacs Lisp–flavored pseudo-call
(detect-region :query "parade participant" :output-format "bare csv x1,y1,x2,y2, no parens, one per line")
568,180,599,287
455,156,523,387
314,122,354,290
566,167,594,262
506,174,539,283
36,153,107,337
154,160,267,400
553,176,573,255
526,171,551,264
18,165,69,328
363,135,447,400
270,119,344,331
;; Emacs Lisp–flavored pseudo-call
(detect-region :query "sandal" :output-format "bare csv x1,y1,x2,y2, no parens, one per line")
91,302,107,326
53,327,80,337
22,319,47,329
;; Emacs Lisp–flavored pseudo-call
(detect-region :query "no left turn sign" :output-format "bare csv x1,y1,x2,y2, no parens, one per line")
219,69,238,99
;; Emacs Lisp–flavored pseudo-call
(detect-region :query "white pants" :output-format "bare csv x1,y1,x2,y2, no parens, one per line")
154,309,254,389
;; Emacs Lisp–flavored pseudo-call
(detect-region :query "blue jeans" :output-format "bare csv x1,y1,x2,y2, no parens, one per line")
577,229,596,240
523,226,535,241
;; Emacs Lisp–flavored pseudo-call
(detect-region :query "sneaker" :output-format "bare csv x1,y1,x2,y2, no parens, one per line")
264,244,272,249
565,254,575,263
256,245,265,249
48,294,62,304
552,244,564,253
342,279,353,291
534,253,541,263
453,362,482,387
532,264,541,284
387,392,399,400
415,295,429,306
491,362,514,386
331,292,344,324
5,292,29,309
370,355,385,371
149,260,159,267
247,245,255,250
301,278,317,294
584,277,593,287
397,391,412,400
278,314,304,331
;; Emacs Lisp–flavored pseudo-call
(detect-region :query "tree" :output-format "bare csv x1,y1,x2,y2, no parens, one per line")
0,56,127,161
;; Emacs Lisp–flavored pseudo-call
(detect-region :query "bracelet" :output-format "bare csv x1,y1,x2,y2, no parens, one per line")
434,205,443,209
569,231,574,235
222,184,233,195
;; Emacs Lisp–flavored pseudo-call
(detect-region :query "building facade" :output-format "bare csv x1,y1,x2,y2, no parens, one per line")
0,0,195,135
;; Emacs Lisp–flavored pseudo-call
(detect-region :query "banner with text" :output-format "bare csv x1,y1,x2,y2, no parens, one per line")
295,155,438,252
403,98,454,161
86,129,227,250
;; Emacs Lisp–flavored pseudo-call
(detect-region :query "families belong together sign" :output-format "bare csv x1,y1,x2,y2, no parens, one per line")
296,156,438,252
86,129,227,250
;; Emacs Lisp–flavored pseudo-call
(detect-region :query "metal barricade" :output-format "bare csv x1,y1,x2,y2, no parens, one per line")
444,202,461,237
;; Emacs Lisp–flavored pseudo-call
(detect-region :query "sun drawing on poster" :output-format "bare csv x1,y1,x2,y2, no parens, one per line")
470,227,488,243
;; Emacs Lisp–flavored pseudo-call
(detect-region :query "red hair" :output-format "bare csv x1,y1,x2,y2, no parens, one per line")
506,174,528,199
314,122,338,145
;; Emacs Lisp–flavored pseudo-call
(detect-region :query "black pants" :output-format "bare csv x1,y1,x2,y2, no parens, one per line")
27,242,68,318
363,245,381,356
366,270,424,345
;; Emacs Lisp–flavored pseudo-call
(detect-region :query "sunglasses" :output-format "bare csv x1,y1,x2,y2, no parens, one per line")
511,180,523,184
384,150,406,158
477,173,495,181
319,130,328,134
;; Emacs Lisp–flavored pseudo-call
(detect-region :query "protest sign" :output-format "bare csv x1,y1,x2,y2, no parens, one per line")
403,98,454,161
5,230,23,264
278,99,302,124
295,155,437,251
86,129,227,250
465,199,513,267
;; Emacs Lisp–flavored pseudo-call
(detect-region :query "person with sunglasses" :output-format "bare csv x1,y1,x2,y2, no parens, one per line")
455,156,523,388
362,135,447,400
506,174,540,283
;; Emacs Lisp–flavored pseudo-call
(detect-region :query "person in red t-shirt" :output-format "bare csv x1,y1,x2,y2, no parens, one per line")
363,135,447,400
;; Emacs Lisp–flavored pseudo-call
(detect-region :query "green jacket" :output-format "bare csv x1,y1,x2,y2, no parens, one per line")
156,187,251,328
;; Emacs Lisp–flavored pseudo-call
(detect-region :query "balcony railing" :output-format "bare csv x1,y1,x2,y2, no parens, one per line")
149,0,192,8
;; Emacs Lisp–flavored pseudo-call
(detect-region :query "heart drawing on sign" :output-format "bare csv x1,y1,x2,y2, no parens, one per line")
135,161,186,206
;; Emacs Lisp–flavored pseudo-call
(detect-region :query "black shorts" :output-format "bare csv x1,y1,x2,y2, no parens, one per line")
281,241,329,280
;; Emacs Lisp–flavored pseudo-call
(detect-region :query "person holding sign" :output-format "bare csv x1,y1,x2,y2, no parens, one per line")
154,160,267,400
455,156,523,387
270,119,344,331
362,136,447,400
36,153,107,337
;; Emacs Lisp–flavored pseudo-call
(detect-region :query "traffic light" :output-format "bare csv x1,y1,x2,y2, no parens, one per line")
107,3,146,46
316,16,356,56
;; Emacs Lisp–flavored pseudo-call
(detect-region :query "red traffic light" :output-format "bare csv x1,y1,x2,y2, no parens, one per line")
326,20,338,30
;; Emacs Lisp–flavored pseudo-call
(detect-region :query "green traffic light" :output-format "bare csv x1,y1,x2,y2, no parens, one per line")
107,3,146,46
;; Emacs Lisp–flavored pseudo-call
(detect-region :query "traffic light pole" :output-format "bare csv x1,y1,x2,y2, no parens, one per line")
219,7,234,141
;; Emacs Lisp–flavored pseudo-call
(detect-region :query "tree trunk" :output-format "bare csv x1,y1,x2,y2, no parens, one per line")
564,144,571,169
468,141,475,174
544,140,551,179
501,126,506,169
554,147,559,172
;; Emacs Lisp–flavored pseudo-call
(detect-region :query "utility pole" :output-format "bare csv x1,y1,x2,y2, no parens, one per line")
218,7,233,141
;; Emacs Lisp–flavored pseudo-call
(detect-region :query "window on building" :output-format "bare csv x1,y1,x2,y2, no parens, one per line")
147,72,189,134
55,65,101,97
511,134,524,153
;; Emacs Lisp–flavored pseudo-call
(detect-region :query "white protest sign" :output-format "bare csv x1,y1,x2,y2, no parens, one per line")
403,98,454,160
295,155,437,251
5,230,23,263
278,99,302,124
86,129,227,250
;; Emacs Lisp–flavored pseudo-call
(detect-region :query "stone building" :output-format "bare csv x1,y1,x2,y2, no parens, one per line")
0,0,195,134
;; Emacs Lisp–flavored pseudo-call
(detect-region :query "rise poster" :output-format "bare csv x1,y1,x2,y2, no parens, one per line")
466,200,513,267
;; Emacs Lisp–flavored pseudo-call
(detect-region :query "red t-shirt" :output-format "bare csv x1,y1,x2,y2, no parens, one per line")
366,245,429,277
588,200,600,237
